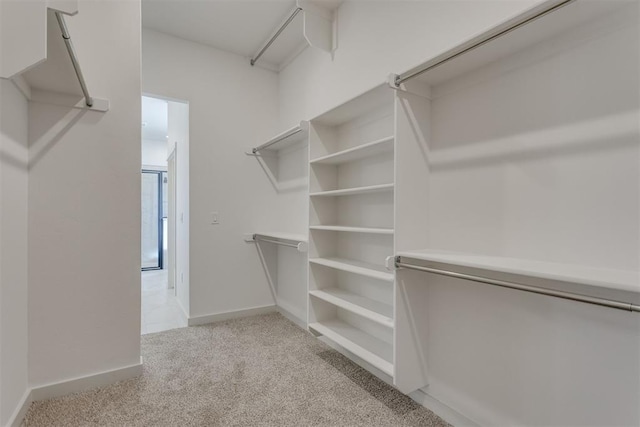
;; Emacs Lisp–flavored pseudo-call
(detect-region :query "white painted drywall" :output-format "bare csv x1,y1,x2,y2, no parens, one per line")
167,100,190,316
278,0,540,128
142,138,168,167
0,79,29,426
142,29,281,319
28,1,142,386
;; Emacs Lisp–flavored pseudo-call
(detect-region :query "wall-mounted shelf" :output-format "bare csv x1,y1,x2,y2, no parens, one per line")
309,320,394,376
310,183,394,197
309,289,393,328
310,136,394,165
247,121,309,156
309,225,393,235
396,250,640,300
248,232,308,252
2,3,109,111
249,0,340,69
310,257,394,282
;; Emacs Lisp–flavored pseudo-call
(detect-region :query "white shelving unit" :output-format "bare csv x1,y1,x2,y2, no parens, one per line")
307,84,397,380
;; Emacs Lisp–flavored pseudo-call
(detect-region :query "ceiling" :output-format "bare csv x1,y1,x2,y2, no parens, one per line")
142,96,168,141
141,0,309,69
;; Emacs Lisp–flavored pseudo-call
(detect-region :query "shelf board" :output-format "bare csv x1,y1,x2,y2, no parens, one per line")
309,320,393,377
310,136,394,165
309,257,394,282
310,225,394,235
310,183,394,197
254,231,307,243
251,121,308,154
310,289,393,328
396,249,640,299
407,1,625,87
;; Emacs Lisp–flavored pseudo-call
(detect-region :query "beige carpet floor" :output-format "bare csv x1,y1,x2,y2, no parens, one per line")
23,313,450,426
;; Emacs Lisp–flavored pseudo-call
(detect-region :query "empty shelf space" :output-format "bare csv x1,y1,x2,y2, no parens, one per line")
309,320,393,376
310,289,393,328
310,136,394,165
310,225,394,235
310,183,394,197
309,257,394,282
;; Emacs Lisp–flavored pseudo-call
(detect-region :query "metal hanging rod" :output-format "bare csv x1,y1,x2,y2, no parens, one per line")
54,11,93,107
395,257,640,313
251,7,303,66
253,234,307,252
252,125,303,154
393,0,575,86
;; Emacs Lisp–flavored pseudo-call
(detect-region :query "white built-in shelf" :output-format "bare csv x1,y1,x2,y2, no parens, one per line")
309,320,394,376
309,257,394,282
310,183,394,197
310,289,393,328
310,136,394,165
309,225,394,235
404,0,627,87
249,121,308,155
254,231,308,243
396,249,640,297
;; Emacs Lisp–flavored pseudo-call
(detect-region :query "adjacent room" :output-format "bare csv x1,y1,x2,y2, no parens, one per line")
1,0,638,426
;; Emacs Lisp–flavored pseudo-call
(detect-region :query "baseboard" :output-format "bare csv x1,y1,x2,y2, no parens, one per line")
409,388,480,427
275,303,306,330
5,388,32,427
176,298,189,323
30,358,143,402
188,304,277,326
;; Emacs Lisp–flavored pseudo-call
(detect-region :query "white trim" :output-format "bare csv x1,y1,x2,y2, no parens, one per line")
30,358,143,402
276,303,306,329
409,388,481,427
5,388,32,427
187,304,277,326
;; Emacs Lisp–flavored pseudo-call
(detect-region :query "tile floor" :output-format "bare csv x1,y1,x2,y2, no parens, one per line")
141,269,188,335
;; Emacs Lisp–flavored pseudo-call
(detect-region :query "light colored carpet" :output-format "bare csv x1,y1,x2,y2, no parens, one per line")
23,313,450,426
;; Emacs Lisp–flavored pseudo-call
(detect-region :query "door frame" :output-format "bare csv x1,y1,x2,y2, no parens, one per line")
141,169,164,271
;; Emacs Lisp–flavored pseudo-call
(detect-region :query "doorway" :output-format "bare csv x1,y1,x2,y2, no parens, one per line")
141,95,189,334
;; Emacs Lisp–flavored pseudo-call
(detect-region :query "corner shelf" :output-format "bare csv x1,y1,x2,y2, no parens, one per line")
309,257,394,282
309,320,394,376
310,289,393,328
310,183,394,197
309,225,394,235
310,136,394,165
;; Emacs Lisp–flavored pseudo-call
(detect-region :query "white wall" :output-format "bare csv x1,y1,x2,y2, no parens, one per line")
28,1,142,386
142,29,281,319
142,138,167,167
278,0,539,128
0,79,29,426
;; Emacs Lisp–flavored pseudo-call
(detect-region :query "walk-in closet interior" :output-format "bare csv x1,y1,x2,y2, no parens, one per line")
0,0,638,426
